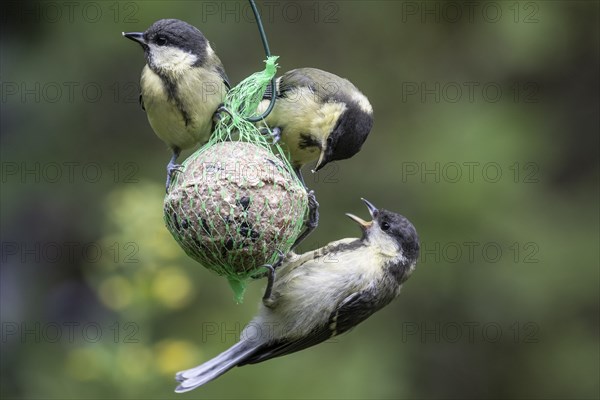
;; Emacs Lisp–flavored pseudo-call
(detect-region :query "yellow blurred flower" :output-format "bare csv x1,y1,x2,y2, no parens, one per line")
151,267,193,309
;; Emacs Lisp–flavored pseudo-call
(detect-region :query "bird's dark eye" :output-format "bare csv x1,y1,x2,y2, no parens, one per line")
155,36,167,46
381,221,390,231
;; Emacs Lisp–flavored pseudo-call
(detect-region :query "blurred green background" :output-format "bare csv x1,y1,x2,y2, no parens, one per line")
1,1,598,399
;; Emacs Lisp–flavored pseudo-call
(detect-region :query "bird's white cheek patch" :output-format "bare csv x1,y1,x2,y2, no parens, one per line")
352,91,373,114
206,44,216,58
368,227,404,262
149,44,199,75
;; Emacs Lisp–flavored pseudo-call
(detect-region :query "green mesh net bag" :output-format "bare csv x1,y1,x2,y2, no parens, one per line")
164,56,308,302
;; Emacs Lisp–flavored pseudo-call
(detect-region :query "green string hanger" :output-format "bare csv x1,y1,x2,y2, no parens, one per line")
246,0,277,123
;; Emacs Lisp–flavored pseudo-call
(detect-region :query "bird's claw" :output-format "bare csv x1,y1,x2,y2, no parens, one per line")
270,127,282,145
166,162,183,193
251,250,286,280
307,190,319,215
306,190,320,230
261,249,287,302
290,190,320,250
272,249,286,269
261,264,276,301
259,127,282,145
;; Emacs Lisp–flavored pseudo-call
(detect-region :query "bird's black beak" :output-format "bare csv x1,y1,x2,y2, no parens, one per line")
345,198,378,230
312,142,333,173
122,32,146,45
313,151,329,172
361,198,378,219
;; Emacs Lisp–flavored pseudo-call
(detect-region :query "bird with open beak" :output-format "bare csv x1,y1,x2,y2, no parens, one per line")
174,198,419,393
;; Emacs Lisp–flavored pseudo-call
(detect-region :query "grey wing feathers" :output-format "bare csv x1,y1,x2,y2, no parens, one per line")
263,68,355,101
238,327,333,366
240,290,377,366
278,68,321,95
330,290,380,336
173,290,382,391
278,68,357,101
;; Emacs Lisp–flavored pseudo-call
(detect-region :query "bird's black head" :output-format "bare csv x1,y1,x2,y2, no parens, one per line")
346,199,420,265
123,19,209,70
374,208,420,263
315,103,373,172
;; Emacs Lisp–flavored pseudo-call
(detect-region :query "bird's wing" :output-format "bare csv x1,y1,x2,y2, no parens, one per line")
139,93,145,111
277,68,357,102
261,69,321,100
239,290,377,365
238,327,332,366
330,289,381,336
277,68,319,97
263,68,342,100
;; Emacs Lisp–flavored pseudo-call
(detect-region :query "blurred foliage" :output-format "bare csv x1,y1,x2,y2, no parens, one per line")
1,1,598,399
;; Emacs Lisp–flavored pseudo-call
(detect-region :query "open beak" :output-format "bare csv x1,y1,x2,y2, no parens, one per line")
346,213,372,230
345,198,378,230
361,198,378,219
122,32,146,45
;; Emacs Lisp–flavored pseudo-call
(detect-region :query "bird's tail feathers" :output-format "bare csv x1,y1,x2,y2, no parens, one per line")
174,340,259,393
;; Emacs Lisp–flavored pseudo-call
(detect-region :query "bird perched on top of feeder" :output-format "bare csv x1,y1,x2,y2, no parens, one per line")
257,67,374,185
123,19,230,191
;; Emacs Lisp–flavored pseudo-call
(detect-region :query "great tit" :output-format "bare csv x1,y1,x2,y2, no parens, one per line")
257,68,374,184
123,19,230,191
175,198,419,392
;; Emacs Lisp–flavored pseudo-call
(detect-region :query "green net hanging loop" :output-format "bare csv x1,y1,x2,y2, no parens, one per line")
164,57,309,303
